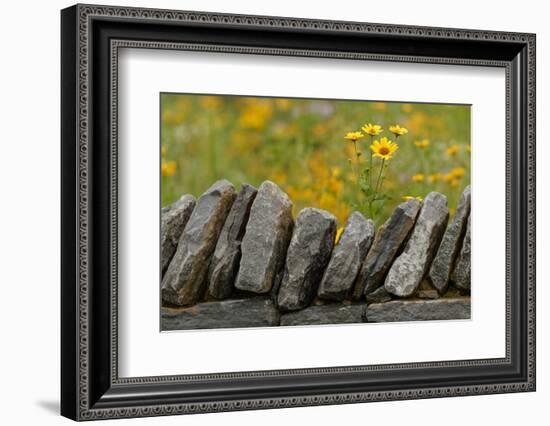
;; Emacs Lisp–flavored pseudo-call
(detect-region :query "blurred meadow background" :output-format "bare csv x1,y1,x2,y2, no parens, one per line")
161,93,470,227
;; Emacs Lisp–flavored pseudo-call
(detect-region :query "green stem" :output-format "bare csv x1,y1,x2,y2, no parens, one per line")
347,140,360,212
347,157,356,189
353,140,361,166
368,136,373,188
354,139,364,200
375,159,386,194
351,140,360,184
365,136,374,220
367,158,386,222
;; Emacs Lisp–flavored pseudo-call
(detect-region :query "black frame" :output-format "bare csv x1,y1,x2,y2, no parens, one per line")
61,4,536,421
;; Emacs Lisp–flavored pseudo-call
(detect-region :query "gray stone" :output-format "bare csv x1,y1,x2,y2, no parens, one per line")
415,280,440,299
364,297,471,322
451,215,471,291
444,286,464,298
162,195,194,215
365,286,392,304
353,199,422,299
161,194,196,277
207,184,258,299
234,181,294,294
429,186,471,294
384,192,449,297
161,180,236,306
277,208,337,311
269,268,285,305
280,304,364,326
161,297,280,330
318,212,374,301
417,289,440,299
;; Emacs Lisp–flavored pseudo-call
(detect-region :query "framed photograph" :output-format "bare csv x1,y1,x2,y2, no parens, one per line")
61,4,536,421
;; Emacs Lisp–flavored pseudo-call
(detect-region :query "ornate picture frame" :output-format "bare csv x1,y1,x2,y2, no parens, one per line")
61,4,535,421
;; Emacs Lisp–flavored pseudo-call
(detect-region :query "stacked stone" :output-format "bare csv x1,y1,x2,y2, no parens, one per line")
277,208,337,311
234,181,294,295
207,184,258,299
384,192,449,298
160,181,472,330
160,194,196,277
352,198,421,300
317,212,375,301
161,180,236,307
428,186,471,294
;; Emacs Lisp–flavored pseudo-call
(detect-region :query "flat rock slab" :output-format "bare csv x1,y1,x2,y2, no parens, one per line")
277,208,336,311
161,194,196,276
235,181,294,294
280,304,364,326
429,186,471,294
161,180,236,306
318,212,374,301
353,199,421,299
364,297,471,322
207,184,257,299
451,215,471,291
385,192,449,297
161,298,280,331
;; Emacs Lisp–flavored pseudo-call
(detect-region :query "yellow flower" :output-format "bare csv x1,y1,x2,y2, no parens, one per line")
403,195,423,202
428,173,443,183
344,131,364,142
447,145,460,156
451,167,466,178
406,111,428,134
161,160,177,177
389,124,408,137
443,173,455,183
442,173,460,187
239,102,273,130
319,192,337,211
411,174,425,183
327,177,343,194
361,123,383,136
401,103,413,113
372,102,386,111
414,139,430,148
271,171,287,185
230,130,261,153
466,144,471,153
200,96,222,110
370,137,399,160
162,110,184,126
335,227,344,244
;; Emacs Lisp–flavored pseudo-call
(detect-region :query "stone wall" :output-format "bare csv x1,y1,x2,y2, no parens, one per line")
160,180,471,331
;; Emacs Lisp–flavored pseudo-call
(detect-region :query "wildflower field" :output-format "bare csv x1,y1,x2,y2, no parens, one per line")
161,93,470,227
